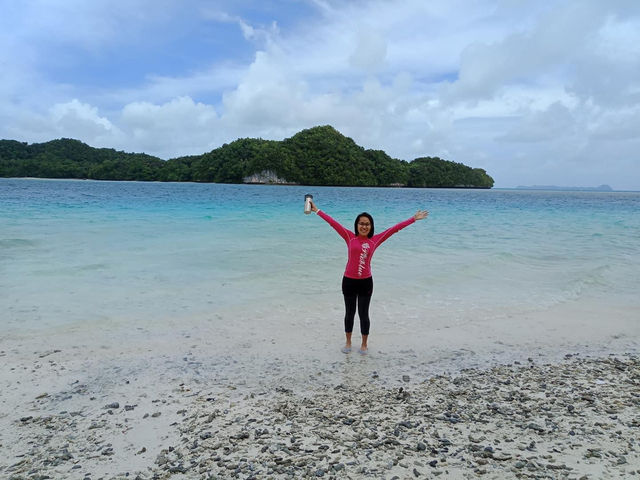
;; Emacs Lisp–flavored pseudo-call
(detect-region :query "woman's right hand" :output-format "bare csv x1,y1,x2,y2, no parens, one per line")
310,200,318,212
414,210,429,220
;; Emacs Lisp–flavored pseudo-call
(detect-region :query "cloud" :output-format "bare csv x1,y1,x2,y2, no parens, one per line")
201,8,280,45
349,28,387,72
7,97,221,159
6,100,119,147
220,51,310,129
120,97,218,158
50,99,116,137
109,65,246,107
440,2,605,105
588,108,640,141
498,102,578,143
1,0,639,189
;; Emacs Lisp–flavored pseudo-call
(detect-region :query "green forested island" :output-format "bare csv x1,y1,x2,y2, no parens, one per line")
0,125,493,188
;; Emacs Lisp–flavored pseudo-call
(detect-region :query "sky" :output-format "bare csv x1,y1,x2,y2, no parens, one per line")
1,0,639,189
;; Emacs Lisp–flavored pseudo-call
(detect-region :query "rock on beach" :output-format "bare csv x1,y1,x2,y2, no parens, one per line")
1,354,639,479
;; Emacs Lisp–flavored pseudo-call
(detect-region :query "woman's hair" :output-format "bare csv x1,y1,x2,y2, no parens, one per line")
354,212,375,238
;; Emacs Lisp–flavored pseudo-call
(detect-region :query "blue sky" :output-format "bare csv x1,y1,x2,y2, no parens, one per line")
1,0,639,189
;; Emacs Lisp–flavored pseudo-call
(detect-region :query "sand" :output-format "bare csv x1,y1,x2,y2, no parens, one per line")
1,328,638,480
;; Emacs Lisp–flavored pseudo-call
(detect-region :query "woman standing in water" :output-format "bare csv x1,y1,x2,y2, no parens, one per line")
309,200,428,354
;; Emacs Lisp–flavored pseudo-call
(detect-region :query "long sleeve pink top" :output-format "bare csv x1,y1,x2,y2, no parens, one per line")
317,210,415,279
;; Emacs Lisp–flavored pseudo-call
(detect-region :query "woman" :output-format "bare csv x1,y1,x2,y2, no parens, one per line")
310,200,428,354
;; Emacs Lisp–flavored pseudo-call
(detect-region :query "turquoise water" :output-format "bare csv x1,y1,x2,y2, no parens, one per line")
1,178,639,372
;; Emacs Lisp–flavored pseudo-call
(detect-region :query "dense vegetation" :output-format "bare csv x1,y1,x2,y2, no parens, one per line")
0,126,494,188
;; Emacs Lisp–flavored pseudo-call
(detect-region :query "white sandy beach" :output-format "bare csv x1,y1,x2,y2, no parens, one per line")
1,296,639,479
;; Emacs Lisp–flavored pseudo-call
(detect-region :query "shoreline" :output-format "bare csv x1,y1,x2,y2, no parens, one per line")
1,350,638,479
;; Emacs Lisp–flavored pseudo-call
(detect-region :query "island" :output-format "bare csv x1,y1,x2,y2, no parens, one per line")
0,125,494,188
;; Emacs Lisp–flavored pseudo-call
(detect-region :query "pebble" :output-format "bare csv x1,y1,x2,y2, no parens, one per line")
3,354,639,479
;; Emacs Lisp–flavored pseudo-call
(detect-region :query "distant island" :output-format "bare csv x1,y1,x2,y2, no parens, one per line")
0,125,494,188
516,185,613,192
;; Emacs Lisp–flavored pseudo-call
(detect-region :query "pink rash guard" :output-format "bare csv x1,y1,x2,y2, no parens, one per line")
317,210,415,279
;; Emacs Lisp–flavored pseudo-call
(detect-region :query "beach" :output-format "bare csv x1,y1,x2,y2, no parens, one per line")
1,298,639,480
1,339,638,479
1,180,639,478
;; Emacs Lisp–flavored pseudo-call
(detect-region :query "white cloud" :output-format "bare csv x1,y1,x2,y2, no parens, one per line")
498,102,578,143
120,97,218,158
1,0,639,189
440,2,605,105
6,100,119,147
50,99,116,137
201,8,280,46
587,106,640,141
349,28,387,72
109,65,246,107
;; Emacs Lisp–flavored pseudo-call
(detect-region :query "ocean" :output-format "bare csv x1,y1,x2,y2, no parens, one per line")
1,178,639,385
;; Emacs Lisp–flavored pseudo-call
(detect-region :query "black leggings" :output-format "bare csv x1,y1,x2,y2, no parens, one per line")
342,276,373,335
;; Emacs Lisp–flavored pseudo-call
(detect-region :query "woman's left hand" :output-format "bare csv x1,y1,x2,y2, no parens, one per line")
414,210,429,220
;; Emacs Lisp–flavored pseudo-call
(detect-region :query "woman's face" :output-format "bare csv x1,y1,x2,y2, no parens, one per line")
357,216,371,237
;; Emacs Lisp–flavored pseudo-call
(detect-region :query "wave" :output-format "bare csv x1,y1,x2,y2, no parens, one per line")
0,238,38,248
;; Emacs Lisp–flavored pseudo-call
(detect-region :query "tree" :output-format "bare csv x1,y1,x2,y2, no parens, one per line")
0,128,494,188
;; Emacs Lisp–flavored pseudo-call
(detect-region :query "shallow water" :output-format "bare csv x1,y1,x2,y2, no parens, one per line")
1,178,639,384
